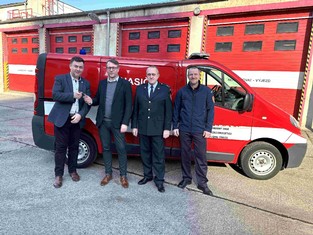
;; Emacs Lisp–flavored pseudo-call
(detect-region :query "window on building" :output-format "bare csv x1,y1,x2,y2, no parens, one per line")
167,44,180,52
32,48,39,54
215,42,232,52
68,36,77,43
55,36,63,43
21,48,28,53
32,37,39,44
245,24,264,35
128,45,140,53
148,31,160,39
56,47,64,53
68,47,77,53
21,38,28,44
243,41,262,51
147,45,159,52
217,26,234,36
277,22,298,33
168,30,181,38
12,38,18,44
274,40,296,51
82,47,91,53
129,32,140,40
12,48,18,53
82,35,91,42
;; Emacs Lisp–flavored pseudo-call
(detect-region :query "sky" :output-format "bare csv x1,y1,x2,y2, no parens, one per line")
1,0,178,11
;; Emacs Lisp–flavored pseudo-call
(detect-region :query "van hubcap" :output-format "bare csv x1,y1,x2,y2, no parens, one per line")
249,150,276,175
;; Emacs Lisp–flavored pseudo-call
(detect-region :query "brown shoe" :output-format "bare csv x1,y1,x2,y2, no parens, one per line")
120,176,129,188
100,175,112,186
53,176,63,188
70,172,80,182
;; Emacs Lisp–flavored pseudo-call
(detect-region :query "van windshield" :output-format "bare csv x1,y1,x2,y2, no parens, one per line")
187,66,247,111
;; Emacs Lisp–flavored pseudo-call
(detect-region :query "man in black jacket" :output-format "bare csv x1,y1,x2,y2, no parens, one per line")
132,66,172,193
48,56,91,188
84,59,132,188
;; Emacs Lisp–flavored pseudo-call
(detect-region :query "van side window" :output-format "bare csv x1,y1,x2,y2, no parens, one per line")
190,66,247,111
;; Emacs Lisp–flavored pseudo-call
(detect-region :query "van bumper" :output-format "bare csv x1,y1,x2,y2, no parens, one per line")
32,115,55,151
286,143,307,168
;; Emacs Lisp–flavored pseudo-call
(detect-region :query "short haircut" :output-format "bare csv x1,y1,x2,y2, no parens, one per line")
70,56,84,64
146,65,159,74
107,58,119,67
187,66,200,75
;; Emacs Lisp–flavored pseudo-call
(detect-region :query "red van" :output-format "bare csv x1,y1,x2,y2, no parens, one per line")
32,53,307,180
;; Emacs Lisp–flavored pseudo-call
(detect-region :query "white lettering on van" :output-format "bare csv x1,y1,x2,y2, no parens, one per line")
127,77,147,86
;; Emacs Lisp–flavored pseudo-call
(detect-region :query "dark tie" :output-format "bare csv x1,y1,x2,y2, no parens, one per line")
150,85,154,97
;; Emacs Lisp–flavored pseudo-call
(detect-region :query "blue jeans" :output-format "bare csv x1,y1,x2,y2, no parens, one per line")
99,120,127,176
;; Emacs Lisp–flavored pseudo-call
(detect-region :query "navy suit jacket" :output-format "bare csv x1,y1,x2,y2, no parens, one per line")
132,83,172,136
48,73,91,128
92,77,132,129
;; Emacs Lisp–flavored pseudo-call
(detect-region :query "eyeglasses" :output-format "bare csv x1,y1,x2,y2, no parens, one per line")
106,66,118,70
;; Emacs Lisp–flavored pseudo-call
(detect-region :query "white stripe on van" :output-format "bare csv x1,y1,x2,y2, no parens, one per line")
233,70,304,90
44,101,306,144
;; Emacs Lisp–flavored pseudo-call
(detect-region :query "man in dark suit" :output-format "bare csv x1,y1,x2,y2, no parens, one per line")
131,66,172,193
48,56,91,188
84,59,132,188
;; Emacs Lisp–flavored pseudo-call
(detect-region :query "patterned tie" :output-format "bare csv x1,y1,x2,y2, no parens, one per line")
150,85,154,97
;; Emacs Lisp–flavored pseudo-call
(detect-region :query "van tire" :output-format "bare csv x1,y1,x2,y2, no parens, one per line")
240,141,282,180
66,132,97,168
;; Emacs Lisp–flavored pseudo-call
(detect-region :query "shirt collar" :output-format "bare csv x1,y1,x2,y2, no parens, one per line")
148,81,158,88
108,76,119,83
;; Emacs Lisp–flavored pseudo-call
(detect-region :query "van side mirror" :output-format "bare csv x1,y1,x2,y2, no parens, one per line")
243,94,253,112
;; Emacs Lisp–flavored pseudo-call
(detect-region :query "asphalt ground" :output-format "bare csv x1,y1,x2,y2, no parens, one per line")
0,92,312,235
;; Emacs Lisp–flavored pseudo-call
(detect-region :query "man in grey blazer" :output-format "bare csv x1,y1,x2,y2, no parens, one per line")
48,56,91,188
84,59,132,188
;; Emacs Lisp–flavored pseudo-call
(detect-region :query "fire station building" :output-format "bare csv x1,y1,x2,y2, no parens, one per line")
1,0,313,129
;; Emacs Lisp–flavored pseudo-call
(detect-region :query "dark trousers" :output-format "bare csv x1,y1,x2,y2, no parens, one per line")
54,116,81,177
99,120,127,176
139,134,165,185
179,131,208,187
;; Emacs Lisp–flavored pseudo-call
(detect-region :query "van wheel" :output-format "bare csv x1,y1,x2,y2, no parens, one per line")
66,132,97,168
240,142,282,180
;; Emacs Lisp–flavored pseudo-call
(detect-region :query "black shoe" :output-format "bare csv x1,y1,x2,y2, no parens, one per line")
157,184,165,193
138,177,153,185
177,179,192,189
197,185,213,196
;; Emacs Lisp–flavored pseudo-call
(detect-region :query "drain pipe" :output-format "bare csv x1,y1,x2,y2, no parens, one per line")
106,11,110,56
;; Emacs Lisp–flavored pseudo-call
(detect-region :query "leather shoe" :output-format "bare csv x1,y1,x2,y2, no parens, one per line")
53,176,63,188
120,176,129,188
100,175,112,186
138,177,153,185
197,185,213,196
157,184,165,193
177,179,192,189
70,172,80,182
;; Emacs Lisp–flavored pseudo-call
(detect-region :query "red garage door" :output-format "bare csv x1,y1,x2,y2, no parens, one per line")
121,20,189,60
6,31,39,92
206,11,311,117
49,26,93,54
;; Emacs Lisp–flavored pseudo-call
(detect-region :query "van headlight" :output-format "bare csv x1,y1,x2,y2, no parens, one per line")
290,115,300,128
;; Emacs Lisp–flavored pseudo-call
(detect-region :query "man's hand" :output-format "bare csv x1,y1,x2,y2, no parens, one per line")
132,128,138,137
163,130,170,139
74,91,82,99
173,129,179,137
120,124,128,133
83,95,92,105
203,131,211,138
71,113,82,124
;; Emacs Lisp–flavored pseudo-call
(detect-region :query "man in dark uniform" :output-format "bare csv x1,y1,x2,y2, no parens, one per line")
48,56,91,188
131,66,172,193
